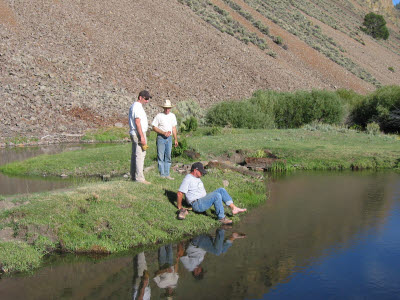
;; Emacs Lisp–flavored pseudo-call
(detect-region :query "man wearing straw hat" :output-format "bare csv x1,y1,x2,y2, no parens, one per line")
152,99,179,180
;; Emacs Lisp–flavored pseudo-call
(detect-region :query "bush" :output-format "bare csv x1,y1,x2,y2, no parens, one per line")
350,86,400,133
361,12,389,40
206,89,344,129
182,116,198,132
205,126,223,136
172,139,188,157
206,100,273,129
174,100,205,131
366,122,380,135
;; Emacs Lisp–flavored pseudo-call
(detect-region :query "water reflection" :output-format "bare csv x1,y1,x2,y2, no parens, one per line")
132,229,246,300
0,172,399,300
132,252,151,300
0,144,112,195
180,229,245,281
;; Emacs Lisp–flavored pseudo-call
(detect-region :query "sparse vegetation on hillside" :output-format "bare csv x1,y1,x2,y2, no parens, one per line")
241,0,379,86
361,12,389,40
177,0,268,50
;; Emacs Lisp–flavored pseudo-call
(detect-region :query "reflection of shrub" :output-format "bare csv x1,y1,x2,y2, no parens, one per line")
172,139,188,157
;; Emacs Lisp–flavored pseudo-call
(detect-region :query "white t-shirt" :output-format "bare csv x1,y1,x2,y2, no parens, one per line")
151,112,177,133
178,174,207,204
129,102,148,136
153,268,179,289
180,244,206,272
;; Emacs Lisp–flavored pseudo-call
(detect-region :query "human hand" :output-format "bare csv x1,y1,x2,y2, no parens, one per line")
231,232,246,241
164,131,171,137
174,140,179,147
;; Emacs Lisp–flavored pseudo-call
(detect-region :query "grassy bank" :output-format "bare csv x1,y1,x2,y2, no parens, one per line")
0,168,264,273
1,127,399,177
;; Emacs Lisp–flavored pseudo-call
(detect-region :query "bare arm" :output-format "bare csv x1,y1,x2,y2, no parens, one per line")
172,126,178,147
152,125,170,137
177,191,184,210
135,118,146,145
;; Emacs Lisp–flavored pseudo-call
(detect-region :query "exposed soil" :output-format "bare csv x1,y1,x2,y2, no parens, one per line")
0,0,399,143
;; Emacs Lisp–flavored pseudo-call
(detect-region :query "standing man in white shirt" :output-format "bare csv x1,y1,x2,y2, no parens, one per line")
129,90,151,184
152,99,178,180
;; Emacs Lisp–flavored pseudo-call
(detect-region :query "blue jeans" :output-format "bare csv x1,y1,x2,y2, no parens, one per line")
156,135,172,176
158,244,173,268
191,188,233,220
191,229,233,255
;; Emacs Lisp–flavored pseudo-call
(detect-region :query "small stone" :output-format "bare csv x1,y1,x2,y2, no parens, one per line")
60,174,68,178
223,180,229,187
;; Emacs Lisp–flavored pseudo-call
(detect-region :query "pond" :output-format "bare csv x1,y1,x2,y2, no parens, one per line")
0,144,110,196
1,171,399,299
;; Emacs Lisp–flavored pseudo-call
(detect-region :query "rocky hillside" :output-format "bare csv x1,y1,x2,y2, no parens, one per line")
0,0,399,142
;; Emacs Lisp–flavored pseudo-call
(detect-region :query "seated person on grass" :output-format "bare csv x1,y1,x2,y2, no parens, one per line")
176,162,247,224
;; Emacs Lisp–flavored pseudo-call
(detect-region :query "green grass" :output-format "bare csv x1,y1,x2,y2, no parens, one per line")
0,168,265,273
81,127,129,142
0,242,42,273
1,128,399,177
191,127,399,170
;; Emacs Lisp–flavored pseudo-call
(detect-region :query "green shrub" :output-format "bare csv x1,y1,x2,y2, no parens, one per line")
205,126,223,136
174,100,205,132
172,139,188,157
273,36,283,45
388,67,395,72
206,89,344,129
350,86,400,133
361,12,389,40
206,100,274,129
366,122,381,135
182,116,198,132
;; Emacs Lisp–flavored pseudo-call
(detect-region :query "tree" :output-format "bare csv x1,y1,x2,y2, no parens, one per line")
361,12,389,40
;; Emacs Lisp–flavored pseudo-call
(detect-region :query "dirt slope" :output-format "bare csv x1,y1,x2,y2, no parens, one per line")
0,0,399,141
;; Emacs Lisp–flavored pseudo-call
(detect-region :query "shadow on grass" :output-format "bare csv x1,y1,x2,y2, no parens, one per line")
164,189,177,208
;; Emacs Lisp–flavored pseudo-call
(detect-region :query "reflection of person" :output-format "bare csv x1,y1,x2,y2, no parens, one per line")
132,252,151,300
151,99,178,180
153,243,184,298
177,162,247,224
180,229,245,279
129,90,152,184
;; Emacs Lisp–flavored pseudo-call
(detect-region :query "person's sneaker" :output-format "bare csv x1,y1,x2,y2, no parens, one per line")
165,176,174,180
178,208,188,220
219,217,233,225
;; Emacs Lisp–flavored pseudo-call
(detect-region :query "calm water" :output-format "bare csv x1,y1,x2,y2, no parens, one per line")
1,171,399,299
0,144,109,196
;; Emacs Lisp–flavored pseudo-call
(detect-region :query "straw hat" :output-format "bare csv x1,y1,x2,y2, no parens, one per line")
159,99,174,108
